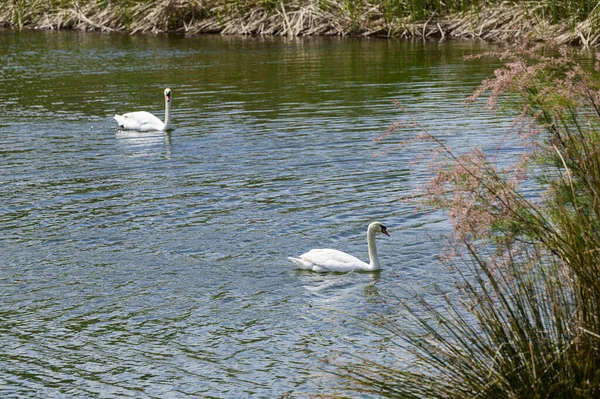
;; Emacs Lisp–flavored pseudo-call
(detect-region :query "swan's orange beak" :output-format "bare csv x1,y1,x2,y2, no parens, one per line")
382,227,390,237
166,93,171,102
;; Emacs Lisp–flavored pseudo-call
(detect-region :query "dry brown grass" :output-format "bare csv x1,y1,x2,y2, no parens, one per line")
1,0,599,46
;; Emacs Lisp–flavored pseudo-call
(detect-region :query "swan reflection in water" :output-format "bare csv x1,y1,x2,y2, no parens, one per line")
115,129,173,159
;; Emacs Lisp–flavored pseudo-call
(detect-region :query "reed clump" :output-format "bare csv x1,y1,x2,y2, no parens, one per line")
2,0,600,46
338,43,600,397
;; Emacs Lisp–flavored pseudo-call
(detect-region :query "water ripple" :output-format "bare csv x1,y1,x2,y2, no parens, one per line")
0,31,514,398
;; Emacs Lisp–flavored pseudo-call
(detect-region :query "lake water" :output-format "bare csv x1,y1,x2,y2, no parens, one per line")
1,30,510,397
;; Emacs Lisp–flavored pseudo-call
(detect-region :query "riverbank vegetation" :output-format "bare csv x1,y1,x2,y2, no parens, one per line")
337,42,600,397
1,0,600,46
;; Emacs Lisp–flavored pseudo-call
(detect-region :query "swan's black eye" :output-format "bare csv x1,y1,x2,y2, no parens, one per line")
381,225,387,230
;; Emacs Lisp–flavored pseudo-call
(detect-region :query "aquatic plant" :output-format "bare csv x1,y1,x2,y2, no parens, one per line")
336,42,600,397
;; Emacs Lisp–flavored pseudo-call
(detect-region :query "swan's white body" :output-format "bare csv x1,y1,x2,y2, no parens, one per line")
114,88,172,132
288,222,390,273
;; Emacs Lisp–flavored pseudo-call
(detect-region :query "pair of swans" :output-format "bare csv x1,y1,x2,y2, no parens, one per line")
114,91,390,273
289,222,390,273
114,88,173,132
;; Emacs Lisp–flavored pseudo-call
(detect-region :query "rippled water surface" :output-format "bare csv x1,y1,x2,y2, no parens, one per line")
1,30,511,397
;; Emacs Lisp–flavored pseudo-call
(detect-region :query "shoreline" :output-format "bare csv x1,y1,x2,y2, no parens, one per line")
1,1,598,47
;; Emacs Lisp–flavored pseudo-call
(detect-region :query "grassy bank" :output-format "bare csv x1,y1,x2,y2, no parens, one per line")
1,0,600,45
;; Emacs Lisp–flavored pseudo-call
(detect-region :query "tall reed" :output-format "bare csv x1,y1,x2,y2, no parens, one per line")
337,42,600,397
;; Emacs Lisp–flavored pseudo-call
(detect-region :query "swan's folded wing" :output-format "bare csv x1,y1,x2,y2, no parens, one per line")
114,111,164,131
299,248,367,272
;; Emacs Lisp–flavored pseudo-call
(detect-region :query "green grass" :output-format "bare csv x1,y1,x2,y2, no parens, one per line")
340,42,600,398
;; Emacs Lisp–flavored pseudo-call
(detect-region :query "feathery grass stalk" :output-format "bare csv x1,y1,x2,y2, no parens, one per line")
340,43,600,397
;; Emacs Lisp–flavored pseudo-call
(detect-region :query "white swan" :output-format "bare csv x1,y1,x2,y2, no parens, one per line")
114,88,172,132
288,221,390,273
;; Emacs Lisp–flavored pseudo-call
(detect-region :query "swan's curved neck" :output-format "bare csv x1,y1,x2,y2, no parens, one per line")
164,97,172,129
367,227,380,270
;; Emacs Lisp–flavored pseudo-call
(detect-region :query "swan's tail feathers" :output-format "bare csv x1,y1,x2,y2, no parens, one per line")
288,257,311,270
114,114,125,128
288,257,303,267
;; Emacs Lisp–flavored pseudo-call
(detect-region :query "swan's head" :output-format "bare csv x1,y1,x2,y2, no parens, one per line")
370,221,390,237
164,88,172,103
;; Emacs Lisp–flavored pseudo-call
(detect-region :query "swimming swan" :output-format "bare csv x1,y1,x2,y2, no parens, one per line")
114,88,172,132
288,221,390,272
